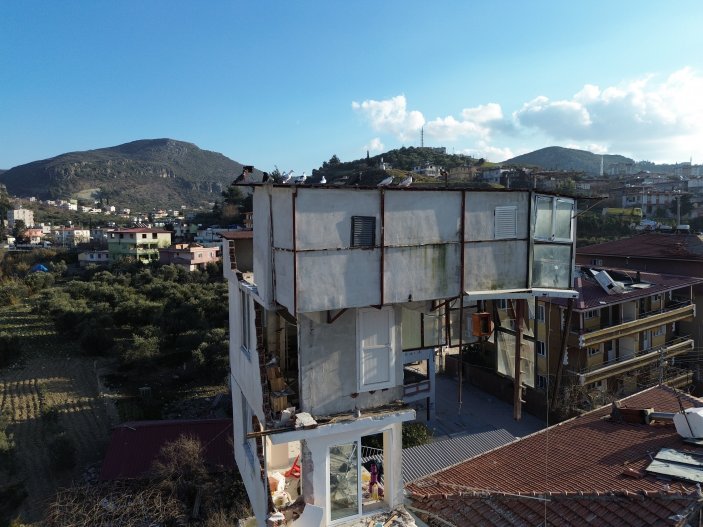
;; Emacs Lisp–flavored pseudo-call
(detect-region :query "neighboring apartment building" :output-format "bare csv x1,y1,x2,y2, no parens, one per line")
158,243,220,271
528,267,702,409
24,228,44,244
107,228,171,263
78,250,110,267
577,232,703,352
7,208,34,229
225,185,577,526
53,227,90,247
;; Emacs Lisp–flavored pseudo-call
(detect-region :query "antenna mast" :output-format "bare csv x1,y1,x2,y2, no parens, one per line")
421,126,424,148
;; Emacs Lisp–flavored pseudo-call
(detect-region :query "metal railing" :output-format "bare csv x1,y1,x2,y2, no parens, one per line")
575,299,692,335
360,445,384,484
576,335,692,375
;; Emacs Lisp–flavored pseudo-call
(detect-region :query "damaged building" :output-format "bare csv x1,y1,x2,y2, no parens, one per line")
224,185,578,526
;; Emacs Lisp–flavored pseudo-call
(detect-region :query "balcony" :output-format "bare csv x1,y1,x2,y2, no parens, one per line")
576,335,694,385
576,300,694,349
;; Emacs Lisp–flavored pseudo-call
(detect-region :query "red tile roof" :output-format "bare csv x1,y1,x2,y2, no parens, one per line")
100,419,233,480
111,228,170,234
408,386,703,526
411,491,702,527
579,233,703,261
408,386,702,496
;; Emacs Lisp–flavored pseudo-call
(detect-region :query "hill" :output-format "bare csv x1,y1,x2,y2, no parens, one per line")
503,146,634,175
311,147,483,185
0,139,258,211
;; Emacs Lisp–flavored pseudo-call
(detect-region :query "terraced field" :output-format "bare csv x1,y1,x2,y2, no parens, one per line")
0,304,112,524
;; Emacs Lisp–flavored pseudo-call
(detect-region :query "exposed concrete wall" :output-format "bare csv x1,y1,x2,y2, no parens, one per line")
298,309,403,416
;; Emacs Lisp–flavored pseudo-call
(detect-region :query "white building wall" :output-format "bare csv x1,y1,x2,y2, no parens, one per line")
228,281,265,422
230,386,268,525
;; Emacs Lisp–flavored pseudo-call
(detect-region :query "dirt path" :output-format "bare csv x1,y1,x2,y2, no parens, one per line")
0,304,112,524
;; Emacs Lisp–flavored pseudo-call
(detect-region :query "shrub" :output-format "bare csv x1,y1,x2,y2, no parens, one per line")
0,332,22,368
402,422,432,448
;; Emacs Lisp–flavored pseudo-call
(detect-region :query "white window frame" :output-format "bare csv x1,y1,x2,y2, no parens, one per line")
587,346,601,356
533,195,574,242
536,304,545,323
654,325,665,337
585,309,599,320
357,307,395,392
536,341,546,356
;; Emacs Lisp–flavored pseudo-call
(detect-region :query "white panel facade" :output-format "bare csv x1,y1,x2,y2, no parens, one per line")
464,192,529,241
384,190,461,245
271,188,294,250
464,241,528,292
384,244,461,303
253,190,273,306
295,188,380,250
273,250,295,314
296,250,381,313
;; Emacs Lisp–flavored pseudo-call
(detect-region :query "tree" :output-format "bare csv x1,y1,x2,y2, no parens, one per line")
11,220,28,243
671,194,692,221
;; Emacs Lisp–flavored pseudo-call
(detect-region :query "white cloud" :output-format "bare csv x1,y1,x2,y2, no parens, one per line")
352,95,424,141
364,137,384,153
514,67,703,161
460,103,503,123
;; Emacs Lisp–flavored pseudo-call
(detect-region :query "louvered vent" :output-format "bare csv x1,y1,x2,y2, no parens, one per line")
351,216,376,248
494,206,517,239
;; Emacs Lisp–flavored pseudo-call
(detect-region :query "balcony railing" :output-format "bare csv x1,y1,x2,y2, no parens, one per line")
576,301,694,349
575,335,694,385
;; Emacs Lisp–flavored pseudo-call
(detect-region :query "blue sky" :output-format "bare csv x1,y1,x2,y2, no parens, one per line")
2,1,703,175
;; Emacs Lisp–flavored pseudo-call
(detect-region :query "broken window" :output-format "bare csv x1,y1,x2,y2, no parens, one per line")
329,442,359,521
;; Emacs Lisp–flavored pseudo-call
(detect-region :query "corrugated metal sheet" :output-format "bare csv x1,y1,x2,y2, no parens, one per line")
402,428,516,483
100,419,234,480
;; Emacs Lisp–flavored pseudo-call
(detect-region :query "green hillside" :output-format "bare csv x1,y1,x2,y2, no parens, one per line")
0,139,258,211
504,146,633,175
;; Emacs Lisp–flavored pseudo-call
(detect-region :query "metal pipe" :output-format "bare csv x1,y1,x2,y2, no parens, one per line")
292,189,298,314
380,189,385,306
458,190,466,408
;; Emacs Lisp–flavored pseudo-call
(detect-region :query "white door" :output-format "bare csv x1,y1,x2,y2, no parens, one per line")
358,307,395,391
